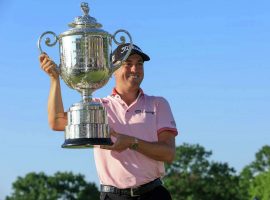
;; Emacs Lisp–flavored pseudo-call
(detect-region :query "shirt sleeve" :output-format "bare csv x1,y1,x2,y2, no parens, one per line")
155,97,178,136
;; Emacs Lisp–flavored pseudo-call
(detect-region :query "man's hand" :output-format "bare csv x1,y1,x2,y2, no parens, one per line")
39,53,59,79
100,130,134,153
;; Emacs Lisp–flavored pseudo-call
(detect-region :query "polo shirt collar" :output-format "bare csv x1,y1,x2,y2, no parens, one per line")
111,88,144,99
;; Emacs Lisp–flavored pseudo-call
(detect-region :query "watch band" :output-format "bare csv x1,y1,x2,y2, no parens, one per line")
130,137,139,150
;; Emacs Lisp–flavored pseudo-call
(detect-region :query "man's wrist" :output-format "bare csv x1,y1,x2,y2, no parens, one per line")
130,137,139,150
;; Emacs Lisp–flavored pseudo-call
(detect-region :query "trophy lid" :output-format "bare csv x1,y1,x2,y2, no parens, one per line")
68,2,102,29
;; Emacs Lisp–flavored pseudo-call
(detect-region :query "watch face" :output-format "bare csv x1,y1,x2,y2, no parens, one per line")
131,143,139,150
130,138,139,150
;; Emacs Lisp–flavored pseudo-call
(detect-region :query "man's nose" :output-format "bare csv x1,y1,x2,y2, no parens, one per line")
130,65,136,72
130,64,139,72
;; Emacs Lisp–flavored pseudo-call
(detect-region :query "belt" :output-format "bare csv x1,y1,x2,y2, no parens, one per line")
100,178,162,197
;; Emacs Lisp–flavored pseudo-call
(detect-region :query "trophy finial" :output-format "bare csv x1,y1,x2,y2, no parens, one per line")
68,2,102,28
81,2,89,16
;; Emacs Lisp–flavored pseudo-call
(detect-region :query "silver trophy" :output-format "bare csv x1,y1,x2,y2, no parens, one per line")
38,2,133,148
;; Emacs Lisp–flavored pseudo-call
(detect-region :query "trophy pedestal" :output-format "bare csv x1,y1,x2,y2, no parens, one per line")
62,101,112,148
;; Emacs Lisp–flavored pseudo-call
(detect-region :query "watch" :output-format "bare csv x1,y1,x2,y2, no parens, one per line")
130,137,139,150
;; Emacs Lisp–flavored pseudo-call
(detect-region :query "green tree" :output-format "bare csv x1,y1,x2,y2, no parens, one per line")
6,171,99,200
249,171,270,200
164,143,244,200
239,145,270,200
243,145,270,177
239,166,253,200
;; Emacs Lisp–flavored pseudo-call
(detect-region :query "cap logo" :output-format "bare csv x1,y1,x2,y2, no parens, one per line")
120,45,143,54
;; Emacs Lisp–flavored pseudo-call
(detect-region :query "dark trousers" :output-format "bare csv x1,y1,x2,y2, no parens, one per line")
100,185,172,200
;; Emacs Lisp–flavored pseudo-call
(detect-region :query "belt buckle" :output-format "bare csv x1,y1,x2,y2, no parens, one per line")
130,188,140,197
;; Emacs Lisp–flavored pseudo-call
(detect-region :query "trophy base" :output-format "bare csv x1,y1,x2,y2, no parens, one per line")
62,138,113,148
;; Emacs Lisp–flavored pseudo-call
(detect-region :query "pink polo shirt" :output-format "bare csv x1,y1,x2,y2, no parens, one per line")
93,89,178,188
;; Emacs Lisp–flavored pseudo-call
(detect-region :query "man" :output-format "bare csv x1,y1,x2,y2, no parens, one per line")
39,43,178,200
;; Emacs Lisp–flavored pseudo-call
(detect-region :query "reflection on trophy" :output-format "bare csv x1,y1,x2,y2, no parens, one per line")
38,2,133,148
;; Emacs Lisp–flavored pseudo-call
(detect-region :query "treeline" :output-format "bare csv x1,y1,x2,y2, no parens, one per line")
6,143,270,200
164,143,270,200
5,172,99,200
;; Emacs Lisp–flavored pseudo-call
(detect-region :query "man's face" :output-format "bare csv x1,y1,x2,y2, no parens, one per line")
114,54,144,88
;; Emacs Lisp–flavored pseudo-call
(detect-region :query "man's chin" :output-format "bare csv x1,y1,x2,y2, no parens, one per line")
130,79,142,84
126,80,141,88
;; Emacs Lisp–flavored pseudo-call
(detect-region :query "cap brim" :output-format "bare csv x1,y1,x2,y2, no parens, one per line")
130,50,150,61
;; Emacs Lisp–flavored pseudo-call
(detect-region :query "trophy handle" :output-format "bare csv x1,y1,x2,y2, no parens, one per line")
37,31,58,54
110,29,133,73
37,31,60,73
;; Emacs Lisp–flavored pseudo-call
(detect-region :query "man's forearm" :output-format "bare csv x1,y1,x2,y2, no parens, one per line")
134,138,175,164
100,131,176,163
48,78,67,131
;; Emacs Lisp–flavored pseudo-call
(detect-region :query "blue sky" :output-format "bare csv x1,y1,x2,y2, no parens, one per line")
0,0,269,199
